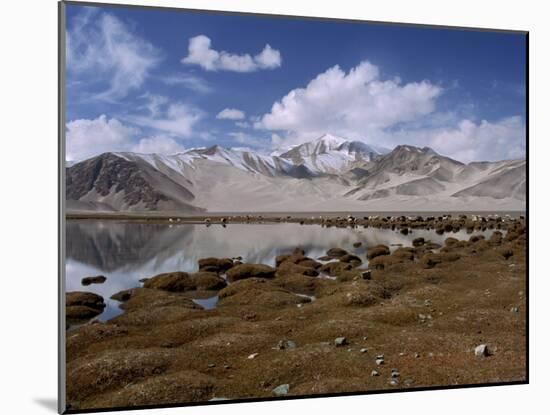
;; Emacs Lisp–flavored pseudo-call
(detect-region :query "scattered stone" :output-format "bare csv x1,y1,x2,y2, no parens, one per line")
391,369,400,378
510,307,519,313
276,340,297,350
335,337,348,347
81,275,107,286
403,378,414,386
375,357,385,365
389,379,399,386
272,384,290,396
412,237,425,247
326,247,349,259
360,348,368,353
226,264,277,281
367,244,390,260
207,363,216,368
353,242,363,248
474,344,489,357
371,370,380,377
414,352,420,358
247,353,259,359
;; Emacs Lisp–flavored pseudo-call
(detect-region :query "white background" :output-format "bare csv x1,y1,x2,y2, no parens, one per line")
0,0,546,413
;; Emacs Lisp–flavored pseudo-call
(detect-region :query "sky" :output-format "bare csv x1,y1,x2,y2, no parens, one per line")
64,3,527,163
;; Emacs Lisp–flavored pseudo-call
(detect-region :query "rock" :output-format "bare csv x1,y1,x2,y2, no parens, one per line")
339,254,363,265
498,248,514,260
474,344,489,357
412,237,425,247
366,244,390,260
81,275,106,286
391,369,400,378
389,379,399,386
276,340,297,350
198,257,234,273
66,292,105,322
414,352,420,358
319,261,353,277
276,261,319,277
226,264,277,281
361,270,372,280
400,228,409,235
334,337,348,347
247,353,259,359
510,306,519,313
371,370,380,376
326,247,349,259
143,272,194,292
375,358,384,365
272,383,290,396
143,271,226,292
353,242,362,248
360,348,368,353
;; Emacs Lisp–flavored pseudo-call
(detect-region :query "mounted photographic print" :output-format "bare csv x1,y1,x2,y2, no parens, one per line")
59,1,528,412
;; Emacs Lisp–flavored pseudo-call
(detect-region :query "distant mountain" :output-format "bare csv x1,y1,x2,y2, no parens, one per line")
278,133,388,174
66,135,526,212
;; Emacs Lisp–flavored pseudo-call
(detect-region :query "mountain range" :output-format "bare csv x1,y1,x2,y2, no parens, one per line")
65,133,526,213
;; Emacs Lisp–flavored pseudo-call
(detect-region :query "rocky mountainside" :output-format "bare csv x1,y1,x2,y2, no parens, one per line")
66,134,526,212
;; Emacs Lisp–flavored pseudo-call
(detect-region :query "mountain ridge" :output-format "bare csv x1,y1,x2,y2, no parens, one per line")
66,134,526,213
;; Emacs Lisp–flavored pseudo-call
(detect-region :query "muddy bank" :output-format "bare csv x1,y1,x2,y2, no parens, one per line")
65,216,526,410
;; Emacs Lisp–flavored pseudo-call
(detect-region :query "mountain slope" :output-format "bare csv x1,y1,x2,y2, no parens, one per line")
65,136,526,212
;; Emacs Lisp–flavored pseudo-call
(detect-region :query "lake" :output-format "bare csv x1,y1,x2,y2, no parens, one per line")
65,220,496,322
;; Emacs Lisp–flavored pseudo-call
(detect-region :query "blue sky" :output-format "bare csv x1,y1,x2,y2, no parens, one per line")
65,3,526,163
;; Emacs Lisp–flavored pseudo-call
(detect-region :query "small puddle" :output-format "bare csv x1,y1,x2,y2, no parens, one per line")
192,295,219,310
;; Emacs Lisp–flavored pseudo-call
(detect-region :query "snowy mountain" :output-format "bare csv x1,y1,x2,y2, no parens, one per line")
278,133,388,174
66,135,526,213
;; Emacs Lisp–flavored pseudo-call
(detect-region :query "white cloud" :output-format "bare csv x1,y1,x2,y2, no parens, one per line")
235,121,251,128
66,115,138,161
228,131,267,148
132,135,186,154
181,35,282,72
160,73,212,93
390,116,526,163
256,61,441,143
217,108,246,120
67,10,161,101
129,102,203,137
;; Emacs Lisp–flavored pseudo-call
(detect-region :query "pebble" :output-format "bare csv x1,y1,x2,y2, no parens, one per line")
207,363,216,368
474,344,489,357
360,348,369,353
510,307,519,313
248,353,259,359
414,352,420,358
389,379,399,386
375,358,385,365
391,369,400,378
371,370,380,376
272,384,290,396
335,337,348,347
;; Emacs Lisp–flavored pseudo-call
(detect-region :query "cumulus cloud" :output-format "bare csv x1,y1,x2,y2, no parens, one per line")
217,108,246,120
66,115,138,161
388,116,526,163
66,9,161,101
255,61,441,143
132,135,186,154
255,60,525,162
181,35,281,72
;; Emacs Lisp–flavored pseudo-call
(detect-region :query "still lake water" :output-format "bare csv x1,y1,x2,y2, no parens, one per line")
66,220,495,321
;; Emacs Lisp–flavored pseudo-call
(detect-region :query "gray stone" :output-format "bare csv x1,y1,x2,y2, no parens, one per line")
360,348,369,353
474,344,489,357
510,307,519,313
272,384,290,396
389,379,399,386
371,370,380,376
335,337,348,347
375,358,385,365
